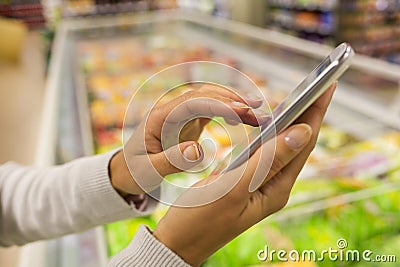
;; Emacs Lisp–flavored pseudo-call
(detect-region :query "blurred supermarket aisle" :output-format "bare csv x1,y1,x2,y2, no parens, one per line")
0,31,46,267
0,32,45,165
0,1,399,266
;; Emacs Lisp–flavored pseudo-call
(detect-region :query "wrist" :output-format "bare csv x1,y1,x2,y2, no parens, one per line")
109,150,144,196
153,223,207,267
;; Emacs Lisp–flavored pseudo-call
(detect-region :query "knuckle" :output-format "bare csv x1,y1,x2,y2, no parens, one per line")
226,188,246,204
183,89,195,99
148,108,164,124
308,104,325,117
270,154,287,174
276,196,289,211
200,84,215,92
149,107,160,118
164,148,180,172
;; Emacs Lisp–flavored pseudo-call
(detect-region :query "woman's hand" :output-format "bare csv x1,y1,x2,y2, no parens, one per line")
110,84,268,196
152,84,336,266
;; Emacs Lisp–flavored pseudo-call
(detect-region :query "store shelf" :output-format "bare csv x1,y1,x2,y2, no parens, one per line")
62,1,149,18
334,82,400,131
267,0,338,12
0,1,46,28
266,0,400,61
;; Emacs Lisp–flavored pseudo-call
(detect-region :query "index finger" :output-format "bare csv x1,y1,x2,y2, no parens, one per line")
154,91,269,127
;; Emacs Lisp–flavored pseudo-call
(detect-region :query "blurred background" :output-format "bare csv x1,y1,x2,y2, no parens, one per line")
0,1,399,267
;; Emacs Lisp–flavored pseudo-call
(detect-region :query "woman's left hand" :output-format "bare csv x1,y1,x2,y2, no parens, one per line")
110,84,268,195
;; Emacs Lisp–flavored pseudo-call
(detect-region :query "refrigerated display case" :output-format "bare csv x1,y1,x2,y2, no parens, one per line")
22,10,400,267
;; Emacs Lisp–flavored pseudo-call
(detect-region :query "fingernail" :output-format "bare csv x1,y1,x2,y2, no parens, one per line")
232,101,250,109
285,124,312,150
253,109,271,125
245,92,263,102
253,109,271,119
183,144,201,162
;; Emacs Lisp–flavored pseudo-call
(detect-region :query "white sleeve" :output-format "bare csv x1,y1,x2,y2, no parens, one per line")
0,151,158,246
108,225,191,267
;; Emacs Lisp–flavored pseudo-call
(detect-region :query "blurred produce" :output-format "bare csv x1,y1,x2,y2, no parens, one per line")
76,34,268,154
0,17,27,64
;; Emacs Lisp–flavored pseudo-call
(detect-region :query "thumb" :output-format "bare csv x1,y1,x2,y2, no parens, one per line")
150,141,203,177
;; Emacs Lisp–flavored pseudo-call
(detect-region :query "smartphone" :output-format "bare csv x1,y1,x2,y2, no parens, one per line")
213,43,354,174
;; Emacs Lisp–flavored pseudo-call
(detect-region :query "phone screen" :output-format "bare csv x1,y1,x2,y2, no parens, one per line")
270,57,332,123
212,54,335,175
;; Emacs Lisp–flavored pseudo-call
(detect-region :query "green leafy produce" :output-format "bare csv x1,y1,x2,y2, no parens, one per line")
106,217,156,256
